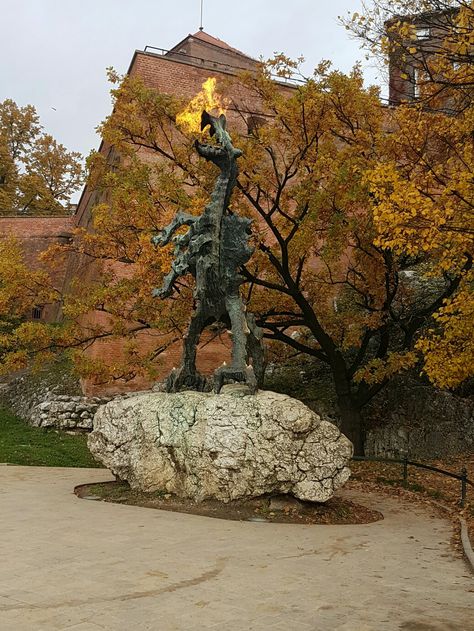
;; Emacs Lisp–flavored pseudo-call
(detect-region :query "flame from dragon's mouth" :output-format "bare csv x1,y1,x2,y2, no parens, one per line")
176,77,227,135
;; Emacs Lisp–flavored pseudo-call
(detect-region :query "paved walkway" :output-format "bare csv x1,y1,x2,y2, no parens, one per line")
0,466,472,631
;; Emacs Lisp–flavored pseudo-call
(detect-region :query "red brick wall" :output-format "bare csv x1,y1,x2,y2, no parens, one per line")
82,330,232,396
167,35,257,73
0,216,74,252
0,216,75,321
387,12,459,105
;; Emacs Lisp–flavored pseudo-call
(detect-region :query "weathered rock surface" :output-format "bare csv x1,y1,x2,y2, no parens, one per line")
88,386,353,503
365,375,474,458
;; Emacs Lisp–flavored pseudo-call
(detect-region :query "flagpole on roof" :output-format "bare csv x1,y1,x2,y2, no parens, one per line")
199,0,204,31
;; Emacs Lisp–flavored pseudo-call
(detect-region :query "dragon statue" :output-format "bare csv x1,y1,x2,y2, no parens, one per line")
152,110,264,393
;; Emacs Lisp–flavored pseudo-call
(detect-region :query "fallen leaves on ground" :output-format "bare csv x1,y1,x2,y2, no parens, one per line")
348,452,474,558
76,482,382,525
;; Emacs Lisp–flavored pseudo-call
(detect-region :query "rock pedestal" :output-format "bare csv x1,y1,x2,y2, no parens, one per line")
88,386,353,503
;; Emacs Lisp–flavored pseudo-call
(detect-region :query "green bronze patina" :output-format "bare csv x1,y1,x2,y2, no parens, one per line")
152,111,264,393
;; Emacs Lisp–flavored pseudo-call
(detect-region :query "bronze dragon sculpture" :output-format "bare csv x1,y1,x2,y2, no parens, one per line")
152,110,264,393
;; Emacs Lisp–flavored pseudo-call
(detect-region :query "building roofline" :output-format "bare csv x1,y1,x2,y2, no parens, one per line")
76,46,300,221
0,215,75,220
128,47,255,77
130,48,302,87
384,5,459,27
169,31,256,62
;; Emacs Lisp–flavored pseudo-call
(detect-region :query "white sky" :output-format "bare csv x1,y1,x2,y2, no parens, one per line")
0,0,381,165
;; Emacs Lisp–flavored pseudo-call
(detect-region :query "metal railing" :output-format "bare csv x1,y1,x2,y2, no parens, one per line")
352,455,473,507
142,45,305,85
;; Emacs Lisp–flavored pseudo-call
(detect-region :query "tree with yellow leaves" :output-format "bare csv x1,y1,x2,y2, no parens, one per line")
1,56,470,453
0,99,84,215
344,1,474,107
346,0,474,389
0,237,60,370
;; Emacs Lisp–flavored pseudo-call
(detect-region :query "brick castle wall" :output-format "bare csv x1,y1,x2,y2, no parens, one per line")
0,216,75,321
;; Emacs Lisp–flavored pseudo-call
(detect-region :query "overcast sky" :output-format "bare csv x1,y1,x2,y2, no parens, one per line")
0,0,381,164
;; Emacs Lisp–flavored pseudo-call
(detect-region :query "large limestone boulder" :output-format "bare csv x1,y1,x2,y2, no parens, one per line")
88,386,353,503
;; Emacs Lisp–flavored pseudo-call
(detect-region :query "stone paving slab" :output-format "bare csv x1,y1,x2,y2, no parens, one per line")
0,466,472,630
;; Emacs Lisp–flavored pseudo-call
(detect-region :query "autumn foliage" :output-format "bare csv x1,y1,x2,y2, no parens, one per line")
0,99,83,215
345,0,474,388
0,14,472,450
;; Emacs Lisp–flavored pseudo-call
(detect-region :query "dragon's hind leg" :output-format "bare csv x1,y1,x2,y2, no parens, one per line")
166,303,209,392
213,296,264,394
245,313,265,388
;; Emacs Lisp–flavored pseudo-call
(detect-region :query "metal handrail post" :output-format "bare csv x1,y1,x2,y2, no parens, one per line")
461,467,467,507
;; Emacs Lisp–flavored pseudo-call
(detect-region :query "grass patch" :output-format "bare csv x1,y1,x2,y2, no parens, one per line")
0,406,101,468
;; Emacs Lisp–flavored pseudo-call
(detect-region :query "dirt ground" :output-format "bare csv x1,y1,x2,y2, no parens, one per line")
75,481,383,525
75,452,473,540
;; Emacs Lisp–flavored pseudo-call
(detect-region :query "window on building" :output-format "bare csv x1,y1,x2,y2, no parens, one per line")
32,306,43,320
413,68,421,99
106,146,120,173
416,26,430,40
247,115,266,136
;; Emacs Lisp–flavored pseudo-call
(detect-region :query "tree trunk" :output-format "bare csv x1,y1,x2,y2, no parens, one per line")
338,398,364,457
330,356,365,456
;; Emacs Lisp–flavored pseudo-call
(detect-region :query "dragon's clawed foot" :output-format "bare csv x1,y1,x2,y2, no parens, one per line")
213,364,258,394
166,366,209,393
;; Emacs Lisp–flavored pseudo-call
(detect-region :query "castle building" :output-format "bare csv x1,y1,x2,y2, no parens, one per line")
387,6,461,106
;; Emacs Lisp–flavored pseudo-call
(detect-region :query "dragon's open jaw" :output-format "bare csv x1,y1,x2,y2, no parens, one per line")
201,110,226,136
195,110,230,162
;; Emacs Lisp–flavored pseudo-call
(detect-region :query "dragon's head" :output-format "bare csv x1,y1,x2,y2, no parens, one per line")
195,110,242,167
